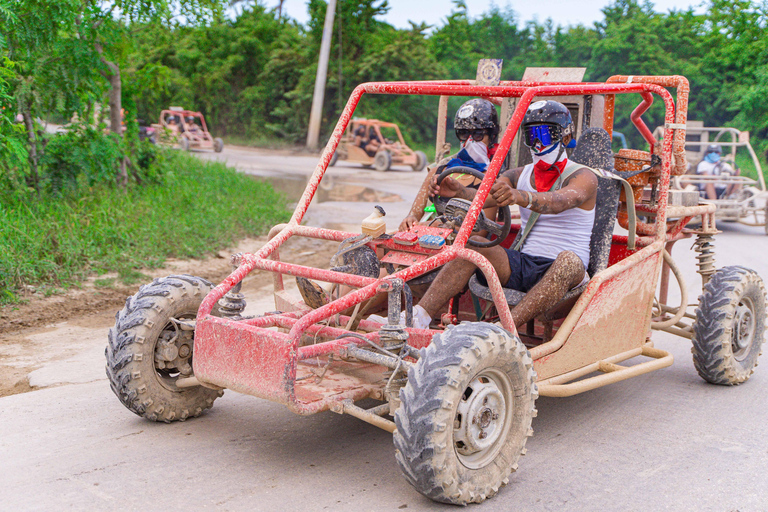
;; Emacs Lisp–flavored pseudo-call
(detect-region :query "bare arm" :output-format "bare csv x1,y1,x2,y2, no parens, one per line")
489,167,597,214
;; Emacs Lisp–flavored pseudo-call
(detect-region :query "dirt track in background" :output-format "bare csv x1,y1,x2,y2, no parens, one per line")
0,235,339,397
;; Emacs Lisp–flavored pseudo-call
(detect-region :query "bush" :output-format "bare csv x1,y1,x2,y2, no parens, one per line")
39,125,122,193
0,150,291,302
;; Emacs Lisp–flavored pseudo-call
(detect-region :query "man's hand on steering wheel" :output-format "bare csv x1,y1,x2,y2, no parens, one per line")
430,166,512,248
428,173,462,199
490,180,526,207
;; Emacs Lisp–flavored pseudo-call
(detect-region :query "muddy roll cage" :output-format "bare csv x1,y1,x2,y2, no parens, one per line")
191,78,716,411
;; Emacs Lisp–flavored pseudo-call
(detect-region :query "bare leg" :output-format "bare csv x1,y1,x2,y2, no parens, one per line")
705,182,717,200
510,251,585,326
419,238,512,319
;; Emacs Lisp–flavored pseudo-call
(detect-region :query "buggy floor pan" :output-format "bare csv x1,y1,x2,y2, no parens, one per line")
193,315,388,414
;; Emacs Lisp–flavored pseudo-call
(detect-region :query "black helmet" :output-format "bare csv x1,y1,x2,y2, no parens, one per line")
522,100,575,141
455,99,499,137
705,144,722,154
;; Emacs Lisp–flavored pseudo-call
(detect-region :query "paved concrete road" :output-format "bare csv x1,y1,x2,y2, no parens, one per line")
2,146,767,511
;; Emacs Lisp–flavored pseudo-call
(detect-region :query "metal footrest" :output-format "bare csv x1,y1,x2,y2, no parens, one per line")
537,344,673,397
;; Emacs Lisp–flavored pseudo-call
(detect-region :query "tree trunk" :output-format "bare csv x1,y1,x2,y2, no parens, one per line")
106,63,122,136
106,66,128,187
21,106,40,195
95,39,128,187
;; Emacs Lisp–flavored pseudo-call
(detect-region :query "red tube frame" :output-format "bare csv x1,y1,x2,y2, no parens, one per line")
197,80,679,360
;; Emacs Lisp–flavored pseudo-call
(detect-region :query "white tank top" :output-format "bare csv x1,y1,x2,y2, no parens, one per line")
517,162,595,269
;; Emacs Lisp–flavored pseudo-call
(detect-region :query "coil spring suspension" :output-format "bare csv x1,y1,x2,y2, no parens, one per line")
218,257,247,319
693,233,716,285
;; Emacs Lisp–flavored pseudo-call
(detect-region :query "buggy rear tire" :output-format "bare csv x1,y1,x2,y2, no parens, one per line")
105,274,223,422
374,150,391,172
213,137,224,153
393,322,537,505
692,266,766,385
412,150,427,172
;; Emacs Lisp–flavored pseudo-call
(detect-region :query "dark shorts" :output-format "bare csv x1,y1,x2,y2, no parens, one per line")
475,249,555,292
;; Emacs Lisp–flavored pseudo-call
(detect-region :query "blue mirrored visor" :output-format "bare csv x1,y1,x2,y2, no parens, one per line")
523,124,561,148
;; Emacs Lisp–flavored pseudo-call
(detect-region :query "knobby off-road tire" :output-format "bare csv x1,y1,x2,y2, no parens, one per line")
692,266,766,385
106,275,223,422
213,137,224,153
412,150,427,172
374,150,391,172
393,322,537,505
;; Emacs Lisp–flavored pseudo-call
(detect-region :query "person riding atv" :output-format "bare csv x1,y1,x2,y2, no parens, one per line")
408,100,595,330
399,98,501,232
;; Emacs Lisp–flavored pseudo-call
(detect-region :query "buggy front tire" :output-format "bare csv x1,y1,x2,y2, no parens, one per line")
105,274,223,422
412,150,427,172
373,150,391,172
692,266,766,385
213,137,224,153
180,137,190,151
328,150,338,166
393,322,537,505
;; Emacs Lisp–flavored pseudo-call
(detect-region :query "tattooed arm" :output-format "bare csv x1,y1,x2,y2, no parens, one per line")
488,167,597,214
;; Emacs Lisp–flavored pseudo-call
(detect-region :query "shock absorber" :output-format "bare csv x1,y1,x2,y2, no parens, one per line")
218,255,247,319
693,233,716,285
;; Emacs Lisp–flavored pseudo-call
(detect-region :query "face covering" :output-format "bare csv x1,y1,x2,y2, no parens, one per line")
704,152,721,163
531,142,567,192
462,139,490,165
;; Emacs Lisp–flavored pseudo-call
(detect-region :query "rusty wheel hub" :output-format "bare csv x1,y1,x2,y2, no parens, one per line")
154,319,195,385
732,297,756,359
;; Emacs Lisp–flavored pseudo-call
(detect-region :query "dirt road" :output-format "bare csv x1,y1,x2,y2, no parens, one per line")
1,145,767,511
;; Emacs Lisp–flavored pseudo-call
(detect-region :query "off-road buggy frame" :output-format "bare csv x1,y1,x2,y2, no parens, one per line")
328,118,427,172
152,107,224,152
107,75,766,505
660,123,767,233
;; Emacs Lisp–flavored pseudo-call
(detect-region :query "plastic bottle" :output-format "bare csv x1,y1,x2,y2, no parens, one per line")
361,205,386,237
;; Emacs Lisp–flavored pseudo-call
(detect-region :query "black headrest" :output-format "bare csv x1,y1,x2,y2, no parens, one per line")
571,127,614,171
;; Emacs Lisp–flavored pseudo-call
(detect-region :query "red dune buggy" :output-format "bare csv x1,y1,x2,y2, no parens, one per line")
152,107,223,152
107,74,766,505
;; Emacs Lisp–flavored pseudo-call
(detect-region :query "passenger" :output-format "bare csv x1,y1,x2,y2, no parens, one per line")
166,116,180,134
365,126,381,156
696,144,738,199
399,98,500,231
353,125,368,148
405,100,597,330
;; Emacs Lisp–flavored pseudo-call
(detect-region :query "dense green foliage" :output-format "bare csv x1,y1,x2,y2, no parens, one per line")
2,0,768,301
0,151,289,302
123,0,768,157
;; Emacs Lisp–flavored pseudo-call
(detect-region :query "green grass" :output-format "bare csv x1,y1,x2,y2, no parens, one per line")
0,152,291,303
733,150,768,184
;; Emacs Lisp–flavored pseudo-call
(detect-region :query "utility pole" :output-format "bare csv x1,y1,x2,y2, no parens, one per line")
306,0,337,150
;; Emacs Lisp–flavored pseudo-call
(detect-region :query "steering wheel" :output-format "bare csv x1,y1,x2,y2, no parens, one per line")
432,166,512,248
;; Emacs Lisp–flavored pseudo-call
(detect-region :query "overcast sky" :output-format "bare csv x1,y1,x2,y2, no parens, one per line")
276,0,705,29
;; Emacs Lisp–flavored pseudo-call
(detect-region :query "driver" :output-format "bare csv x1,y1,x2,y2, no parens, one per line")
406,100,598,331
696,144,738,199
399,98,500,231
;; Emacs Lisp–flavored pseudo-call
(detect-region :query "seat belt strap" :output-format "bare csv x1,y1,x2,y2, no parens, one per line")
513,161,582,252
513,162,637,252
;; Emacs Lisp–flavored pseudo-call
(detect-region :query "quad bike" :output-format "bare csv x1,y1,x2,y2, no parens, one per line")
658,123,767,234
107,74,766,505
152,107,224,153
328,118,427,172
